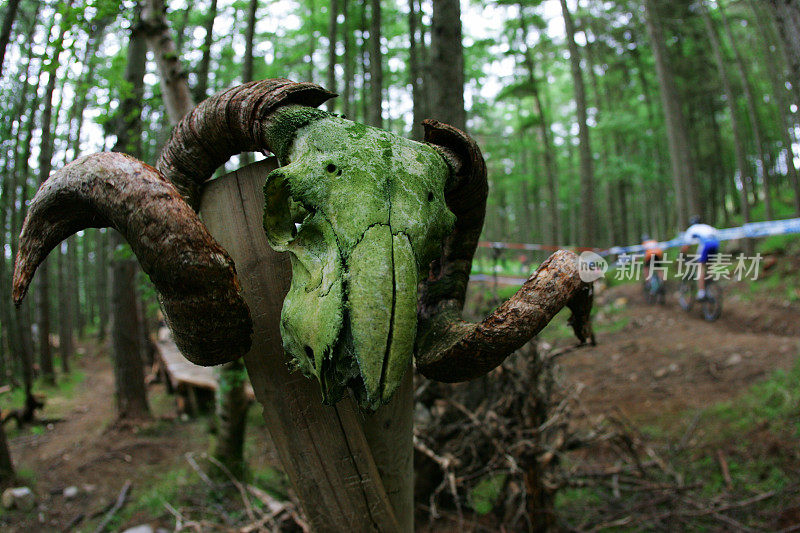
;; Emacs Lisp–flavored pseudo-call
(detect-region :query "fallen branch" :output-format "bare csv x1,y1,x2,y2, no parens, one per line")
93,480,132,533
185,452,217,490
716,450,734,491
61,512,85,532
202,454,256,523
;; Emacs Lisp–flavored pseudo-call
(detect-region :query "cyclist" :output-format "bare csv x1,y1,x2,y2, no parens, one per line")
683,215,720,301
641,234,664,292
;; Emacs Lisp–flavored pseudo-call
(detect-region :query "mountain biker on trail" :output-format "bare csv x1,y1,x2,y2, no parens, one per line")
642,234,664,293
682,215,720,301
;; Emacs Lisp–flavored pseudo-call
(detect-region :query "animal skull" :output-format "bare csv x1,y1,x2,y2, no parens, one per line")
12,79,594,411
261,107,456,407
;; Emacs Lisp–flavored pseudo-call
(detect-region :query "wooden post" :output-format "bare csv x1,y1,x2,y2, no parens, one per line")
200,159,413,532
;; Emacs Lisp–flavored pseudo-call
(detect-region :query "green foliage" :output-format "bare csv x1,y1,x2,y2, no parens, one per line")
468,473,507,515
702,358,800,437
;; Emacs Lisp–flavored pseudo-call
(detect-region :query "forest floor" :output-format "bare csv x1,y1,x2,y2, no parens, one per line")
0,252,798,531
559,273,800,421
0,343,283,532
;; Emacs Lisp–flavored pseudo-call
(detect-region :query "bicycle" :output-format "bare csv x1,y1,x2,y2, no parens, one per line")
678,275,722,321
643,274,666,305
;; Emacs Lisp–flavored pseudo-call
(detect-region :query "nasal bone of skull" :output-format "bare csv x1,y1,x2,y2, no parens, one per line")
347,224,418,406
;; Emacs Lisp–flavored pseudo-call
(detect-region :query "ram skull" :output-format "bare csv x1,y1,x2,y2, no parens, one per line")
12,79,594,411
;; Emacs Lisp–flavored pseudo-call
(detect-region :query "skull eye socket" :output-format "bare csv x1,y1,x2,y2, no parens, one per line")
263,169,312,250
304,345,315,368
326,163,337,173
427,191,434,202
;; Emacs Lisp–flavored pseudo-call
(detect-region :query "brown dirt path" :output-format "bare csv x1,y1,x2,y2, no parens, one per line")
559,280,800,421
2,343,210,532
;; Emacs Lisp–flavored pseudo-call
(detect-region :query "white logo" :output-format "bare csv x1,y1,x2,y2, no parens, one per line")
578,251,607,282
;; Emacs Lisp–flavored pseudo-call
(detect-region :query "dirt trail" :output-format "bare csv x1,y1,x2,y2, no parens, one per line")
561,281,800,420
4,345,207,532
3,278,799,530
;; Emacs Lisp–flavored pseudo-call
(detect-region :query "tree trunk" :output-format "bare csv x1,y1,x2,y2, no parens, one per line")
751,0,800,215
110,248,150,420
342,0,353,118
194,0,217,102
767,0,800,102
35,2,74,386
327,0,339,112
213,360,250,479
429,0,466,130
307,0,316,82
0,413,14,486
519,11,560,245
97,230,109,340
409,0,423,140
700,2,752,239
238,0,259,168
718,0,772,220
142,0,194,125
367,0,382,127
643,0,698,228
57,242,74,373
0,0,21,79
359,3,369,123
559,0,596,246
109,5,150,420
242,0,257,84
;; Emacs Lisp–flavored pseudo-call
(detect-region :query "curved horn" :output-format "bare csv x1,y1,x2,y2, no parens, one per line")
416,121,594,383
13,152,252,366
156,78,335,209
418,119,488,316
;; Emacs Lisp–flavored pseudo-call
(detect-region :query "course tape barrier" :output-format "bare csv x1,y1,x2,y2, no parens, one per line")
476,217,800,258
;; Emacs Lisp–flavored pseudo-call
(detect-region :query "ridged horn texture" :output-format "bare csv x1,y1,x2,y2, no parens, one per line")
12,152,252,366
416,121,595,383
156,78,336,209
418,119,488,317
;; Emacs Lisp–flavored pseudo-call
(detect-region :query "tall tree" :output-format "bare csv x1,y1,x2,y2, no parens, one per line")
36,2,76,386
766,0,800,98
718,0,772,219
327,0,339,112
367,0,382,127
242,0,257,84
110,5,151,420
408,0,423,140
140,0,252,473
700,1,752,236
643,0,699,227
213,361,250,479
429,0,465,130
519,11,561,245
0,0,21,79
559,0,596,245
750,0,800,214
57,242,74,374
142,0,194,125
0,410,14,485
239,0,258,167
342,0,353,118
194,0,218,102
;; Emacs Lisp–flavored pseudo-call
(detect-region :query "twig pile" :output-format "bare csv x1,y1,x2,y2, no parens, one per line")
414,340,800,531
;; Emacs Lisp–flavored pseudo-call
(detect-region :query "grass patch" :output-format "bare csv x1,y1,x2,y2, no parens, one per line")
0,369,87,414
556,356,800,529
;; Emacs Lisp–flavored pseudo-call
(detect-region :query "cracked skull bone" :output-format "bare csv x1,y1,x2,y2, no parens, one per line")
262,112,455,409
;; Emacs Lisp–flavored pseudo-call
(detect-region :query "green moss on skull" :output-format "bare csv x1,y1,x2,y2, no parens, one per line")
262,113,455,409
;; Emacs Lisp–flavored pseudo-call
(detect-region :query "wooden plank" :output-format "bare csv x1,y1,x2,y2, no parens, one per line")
200,158,401,533
154,327,255,400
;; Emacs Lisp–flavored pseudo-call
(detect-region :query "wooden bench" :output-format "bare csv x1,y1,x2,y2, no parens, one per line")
153,327,254,415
